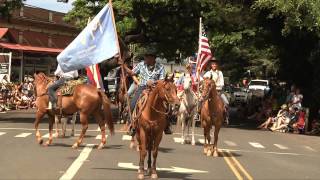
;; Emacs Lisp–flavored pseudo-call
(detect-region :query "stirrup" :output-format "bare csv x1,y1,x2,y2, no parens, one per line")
46,102,53,110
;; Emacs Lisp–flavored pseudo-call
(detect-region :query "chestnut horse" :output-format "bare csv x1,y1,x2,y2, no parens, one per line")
200,78,225,157
133,78,180,179
33,73,114,149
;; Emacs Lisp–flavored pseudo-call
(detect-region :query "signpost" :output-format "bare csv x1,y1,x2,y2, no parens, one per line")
0,52,12,82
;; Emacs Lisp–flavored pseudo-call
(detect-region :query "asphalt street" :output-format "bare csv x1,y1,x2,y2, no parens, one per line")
0,110,320,180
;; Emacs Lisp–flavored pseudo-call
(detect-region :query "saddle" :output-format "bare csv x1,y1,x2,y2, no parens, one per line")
54,79,85,116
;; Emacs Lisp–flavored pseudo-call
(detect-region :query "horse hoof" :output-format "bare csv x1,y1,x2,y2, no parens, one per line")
206,150,212,157
129,142,135,149
97,143,104,150
213,151,219,157
137,173,144,180
151,173,158,179
72,144,78,149
203,148,208,155
38,139,43,145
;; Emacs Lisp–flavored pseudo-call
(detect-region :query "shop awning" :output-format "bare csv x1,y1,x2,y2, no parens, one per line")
0,42,63,55
0,28,8,39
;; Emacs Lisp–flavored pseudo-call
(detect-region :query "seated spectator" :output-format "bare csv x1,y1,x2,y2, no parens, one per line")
292,109,306,134
258,104,288,130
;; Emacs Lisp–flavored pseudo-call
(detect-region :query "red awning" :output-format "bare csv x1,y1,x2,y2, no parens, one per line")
0,28,8,39
0,42,63,54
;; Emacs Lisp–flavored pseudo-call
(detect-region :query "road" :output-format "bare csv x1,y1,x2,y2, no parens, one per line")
0,109,320,180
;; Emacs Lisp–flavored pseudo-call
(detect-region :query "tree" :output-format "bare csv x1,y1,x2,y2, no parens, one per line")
0,0,24,20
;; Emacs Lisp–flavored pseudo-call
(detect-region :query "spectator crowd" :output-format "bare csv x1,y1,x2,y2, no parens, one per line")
0,75,36,113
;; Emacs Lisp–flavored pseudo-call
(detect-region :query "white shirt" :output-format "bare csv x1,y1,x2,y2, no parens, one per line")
203,69,224,90
54,65,78,79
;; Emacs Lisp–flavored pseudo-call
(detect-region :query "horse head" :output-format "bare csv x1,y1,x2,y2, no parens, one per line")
33,73,51,97
200,77,216,101
183,74,192,91
156,75,180,111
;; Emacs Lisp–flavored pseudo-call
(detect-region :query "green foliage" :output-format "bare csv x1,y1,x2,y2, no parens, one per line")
252,0,320,36
0,0,23,19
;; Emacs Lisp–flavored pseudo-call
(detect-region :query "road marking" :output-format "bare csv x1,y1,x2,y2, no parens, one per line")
274,144,288,150
224,140,237,146
118,162,208,173
173,137,183,143
122,135,132,141
95,135,108,140
198,138,205,144
221,151,243,180
59,144,94,180
42,133,50,138
14,133,32,138
221,150,253,180
304,146,317,152
0,132,6,136
249,142,265,149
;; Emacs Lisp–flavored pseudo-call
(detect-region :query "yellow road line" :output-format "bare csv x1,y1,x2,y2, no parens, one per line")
227,150,253,180
222,150,254,180
221,151,243,180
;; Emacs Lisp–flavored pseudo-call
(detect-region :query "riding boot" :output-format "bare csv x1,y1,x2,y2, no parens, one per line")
164,123,173,135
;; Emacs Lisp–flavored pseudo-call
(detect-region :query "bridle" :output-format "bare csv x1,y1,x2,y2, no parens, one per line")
151,82,172,115
201,80,214,102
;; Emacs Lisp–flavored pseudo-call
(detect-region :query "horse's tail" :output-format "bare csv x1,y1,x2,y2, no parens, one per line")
98,90,115,135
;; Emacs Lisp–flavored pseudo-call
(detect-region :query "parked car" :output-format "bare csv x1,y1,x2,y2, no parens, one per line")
232,87,251,104
248,79,270,97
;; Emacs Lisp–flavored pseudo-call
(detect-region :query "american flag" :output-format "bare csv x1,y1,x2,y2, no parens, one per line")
196,21,212,74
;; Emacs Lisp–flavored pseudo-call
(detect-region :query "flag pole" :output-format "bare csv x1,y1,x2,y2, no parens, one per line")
196,17,202,115
109,0,132,126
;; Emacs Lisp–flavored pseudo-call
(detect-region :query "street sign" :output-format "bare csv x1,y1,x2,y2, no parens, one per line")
0,52,12,82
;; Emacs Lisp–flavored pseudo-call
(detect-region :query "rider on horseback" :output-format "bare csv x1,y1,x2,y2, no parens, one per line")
46,64,78,110
124,46,174,136
199,58,229,122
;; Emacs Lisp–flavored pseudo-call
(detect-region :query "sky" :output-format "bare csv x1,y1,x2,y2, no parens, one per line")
24,0,75,13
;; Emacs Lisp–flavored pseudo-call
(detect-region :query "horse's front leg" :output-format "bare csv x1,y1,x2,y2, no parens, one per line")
54,115,60,138
191,111,196,146
72,113,88,149
35,111,45,145
138,129,147,180
61,117,68,138
213,120,222,157
181,114,185,144
151,133,163,179
44,114,54,146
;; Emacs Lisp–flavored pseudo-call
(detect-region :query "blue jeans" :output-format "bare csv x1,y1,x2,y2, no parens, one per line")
48,77,67,104
127,83,137,97
129,85,146,123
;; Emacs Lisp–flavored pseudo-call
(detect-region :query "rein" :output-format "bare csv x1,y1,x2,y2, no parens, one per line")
151,92,170,115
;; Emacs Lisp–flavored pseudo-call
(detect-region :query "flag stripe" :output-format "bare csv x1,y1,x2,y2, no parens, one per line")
196,21,213,74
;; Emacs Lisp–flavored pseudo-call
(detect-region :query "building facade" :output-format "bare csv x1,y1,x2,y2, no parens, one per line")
0,4,79,82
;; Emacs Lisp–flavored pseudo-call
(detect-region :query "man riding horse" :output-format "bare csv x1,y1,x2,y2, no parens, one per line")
46,64,78,110
124,46,172,136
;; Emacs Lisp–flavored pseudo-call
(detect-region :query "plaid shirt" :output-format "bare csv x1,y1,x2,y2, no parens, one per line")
133,61,166,86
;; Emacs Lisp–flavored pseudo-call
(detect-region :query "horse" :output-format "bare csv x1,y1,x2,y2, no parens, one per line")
199,77,225,157
33,73,114,149
116,70,130,125
177,74,197,145
133,77,180,179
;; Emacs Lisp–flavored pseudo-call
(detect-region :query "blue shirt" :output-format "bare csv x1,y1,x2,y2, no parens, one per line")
133,61,166,86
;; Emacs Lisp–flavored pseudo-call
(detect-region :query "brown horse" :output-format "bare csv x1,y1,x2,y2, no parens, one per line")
133,77,180,179
33,73,114,149
117,72,129,125
199,78,225,157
